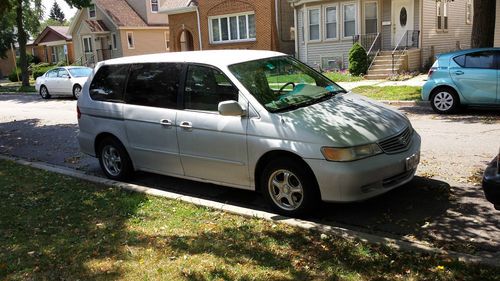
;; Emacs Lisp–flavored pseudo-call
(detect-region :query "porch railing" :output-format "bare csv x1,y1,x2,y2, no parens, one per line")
392,30,420,73
73,53,95,67
353,33,381,71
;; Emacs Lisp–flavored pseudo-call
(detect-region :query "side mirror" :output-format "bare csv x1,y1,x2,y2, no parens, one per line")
218,100,245,116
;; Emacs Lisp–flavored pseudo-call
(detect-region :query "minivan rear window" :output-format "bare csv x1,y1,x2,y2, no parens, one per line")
89,64,129,102
125,63,182,109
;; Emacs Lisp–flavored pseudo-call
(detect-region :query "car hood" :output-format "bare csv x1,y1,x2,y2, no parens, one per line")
276,93,410,147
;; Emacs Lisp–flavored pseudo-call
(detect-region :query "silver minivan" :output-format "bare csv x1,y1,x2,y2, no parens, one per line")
77,50,421,215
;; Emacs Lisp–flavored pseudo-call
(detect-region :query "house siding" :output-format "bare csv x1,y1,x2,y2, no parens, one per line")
495,1,500,47
120,29,170,57
125,0,169,25
421,0,472,68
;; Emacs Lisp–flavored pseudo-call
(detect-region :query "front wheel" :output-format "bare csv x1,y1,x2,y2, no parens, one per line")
39,86,51,99
73,85,82,99
431,88,459,114
98,137,133,181
260,159,319,216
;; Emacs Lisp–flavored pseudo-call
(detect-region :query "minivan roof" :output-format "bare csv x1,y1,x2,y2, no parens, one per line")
99,50,286,68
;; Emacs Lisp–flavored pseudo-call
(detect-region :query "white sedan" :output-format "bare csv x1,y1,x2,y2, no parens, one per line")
35,66,92,99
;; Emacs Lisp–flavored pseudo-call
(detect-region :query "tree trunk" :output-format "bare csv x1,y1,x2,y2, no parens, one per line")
15,0,29,86
471,0,496,48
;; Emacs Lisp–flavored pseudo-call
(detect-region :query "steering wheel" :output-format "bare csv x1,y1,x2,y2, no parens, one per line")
277,82,296,96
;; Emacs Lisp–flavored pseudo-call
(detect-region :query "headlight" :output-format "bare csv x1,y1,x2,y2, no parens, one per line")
321,144,383,162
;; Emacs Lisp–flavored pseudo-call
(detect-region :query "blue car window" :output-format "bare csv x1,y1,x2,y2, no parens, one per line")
453,55,465,67
464,51,496,69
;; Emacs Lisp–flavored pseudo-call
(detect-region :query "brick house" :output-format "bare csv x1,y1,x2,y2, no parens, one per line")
160,0,295,54
68,0,171,66
31,26,75,65
289,0,474,78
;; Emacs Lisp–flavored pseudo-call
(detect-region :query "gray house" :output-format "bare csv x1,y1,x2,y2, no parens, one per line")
289,0,474,79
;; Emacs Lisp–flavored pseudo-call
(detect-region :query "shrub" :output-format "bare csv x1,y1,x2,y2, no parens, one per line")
16,54,38,66
8,68,21,82
32,66,56,79
348,43,368,76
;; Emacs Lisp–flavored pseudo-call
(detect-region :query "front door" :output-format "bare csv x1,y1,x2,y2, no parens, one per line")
176,64,250,188
392,0,414,47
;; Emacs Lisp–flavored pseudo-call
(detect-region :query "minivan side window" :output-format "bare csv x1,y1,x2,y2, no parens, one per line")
125,63,182,109
184,65,238,111
454,51,497,69
89,64,129,102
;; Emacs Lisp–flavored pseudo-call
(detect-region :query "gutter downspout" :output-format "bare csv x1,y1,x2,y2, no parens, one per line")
293,4,298,58
196,7,203,50
304,3,308,64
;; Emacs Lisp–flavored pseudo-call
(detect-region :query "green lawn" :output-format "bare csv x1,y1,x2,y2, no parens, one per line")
324,71,364,82
0,159,498,280
0,81,36,93
351,85,422,101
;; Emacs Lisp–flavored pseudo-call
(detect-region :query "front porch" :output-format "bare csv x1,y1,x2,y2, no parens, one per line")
75,20,120,67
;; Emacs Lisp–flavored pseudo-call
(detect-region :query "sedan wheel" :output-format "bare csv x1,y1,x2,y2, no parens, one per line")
431,90,458,114
39,86,50,99
73,85,82,99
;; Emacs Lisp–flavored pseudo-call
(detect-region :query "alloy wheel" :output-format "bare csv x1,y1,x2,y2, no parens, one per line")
268,169,304,211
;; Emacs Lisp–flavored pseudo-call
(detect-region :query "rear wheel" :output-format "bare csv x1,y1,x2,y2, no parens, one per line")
39,85,50,99
260,158,319,216
97,137,133,180
73,85,82,99
431,88,459,114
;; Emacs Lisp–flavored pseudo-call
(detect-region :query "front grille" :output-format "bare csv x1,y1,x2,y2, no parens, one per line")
378,126,412,154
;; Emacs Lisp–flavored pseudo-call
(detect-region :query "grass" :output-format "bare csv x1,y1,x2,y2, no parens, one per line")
351,85,422,101
1,159,499,280
324,71,364,82
267,71,363,85
0,81,36,93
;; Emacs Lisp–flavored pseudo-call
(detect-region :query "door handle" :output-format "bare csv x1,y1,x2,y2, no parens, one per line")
454,70,464,75
160,119,173,127
179,121,193,129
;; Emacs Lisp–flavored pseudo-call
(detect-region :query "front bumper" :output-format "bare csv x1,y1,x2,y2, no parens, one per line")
482,157,500,210
305,132,421,202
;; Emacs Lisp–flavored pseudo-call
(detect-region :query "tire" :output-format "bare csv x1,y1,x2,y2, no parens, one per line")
73,85,82,100
430,87,459,114
39,85,51,99
260,158,319,216
97,137,134,181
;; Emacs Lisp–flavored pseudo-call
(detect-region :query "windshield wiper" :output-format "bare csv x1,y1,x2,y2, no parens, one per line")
271,92,335,113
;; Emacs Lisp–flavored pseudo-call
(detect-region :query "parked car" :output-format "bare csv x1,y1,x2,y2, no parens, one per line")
483,148,500,210
422,48,500,114
35,66,92,99
77,50,421,216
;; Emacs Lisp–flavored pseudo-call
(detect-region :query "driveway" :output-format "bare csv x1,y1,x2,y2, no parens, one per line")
0,94,499,256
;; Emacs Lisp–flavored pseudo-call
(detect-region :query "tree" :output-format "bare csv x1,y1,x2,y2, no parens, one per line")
49,1,65,24
471,0,496,48
1,0,91,86
0,10,16,59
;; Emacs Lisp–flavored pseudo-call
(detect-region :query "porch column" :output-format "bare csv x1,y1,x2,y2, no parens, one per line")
357,0,362,35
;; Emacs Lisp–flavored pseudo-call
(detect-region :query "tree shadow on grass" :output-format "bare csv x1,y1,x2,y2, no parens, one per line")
0,160,149,280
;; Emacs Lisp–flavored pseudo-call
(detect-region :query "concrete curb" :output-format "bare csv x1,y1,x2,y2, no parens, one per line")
380,100,430,107
0,154,498,267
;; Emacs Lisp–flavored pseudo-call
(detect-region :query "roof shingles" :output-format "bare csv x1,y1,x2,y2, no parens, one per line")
95,0,147,27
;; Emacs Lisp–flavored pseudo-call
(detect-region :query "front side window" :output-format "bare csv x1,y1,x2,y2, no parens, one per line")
89,64,129,102
88,4,96,18
365,2,377,34
343,3,356,38
308,8,320,41
151,0,158,13
210,12,256,43
229,56,345,113
325,6,338,40
184,65,238,111
125,63,182,109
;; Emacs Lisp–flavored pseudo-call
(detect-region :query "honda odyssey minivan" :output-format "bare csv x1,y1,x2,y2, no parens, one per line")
77,50,421,215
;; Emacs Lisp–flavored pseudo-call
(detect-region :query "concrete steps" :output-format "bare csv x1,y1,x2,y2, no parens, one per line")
365,51,404,80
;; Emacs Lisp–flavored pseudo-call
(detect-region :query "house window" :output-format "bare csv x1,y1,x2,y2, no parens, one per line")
308,8,320,41
112,33,117,50
437,1,448,31
209,12,256,43
164,31,170,51
325,6,338,40
151,0,158,13
82,36,93,53
365,2,377,34
127,32,135,49
51,46,57,63
88,4,96,18
343,3,356,38
466,0,473,24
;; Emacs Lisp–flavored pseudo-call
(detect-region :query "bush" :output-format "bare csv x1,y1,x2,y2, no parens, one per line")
8,68,21,82
16,54,39,66
348,43,368,76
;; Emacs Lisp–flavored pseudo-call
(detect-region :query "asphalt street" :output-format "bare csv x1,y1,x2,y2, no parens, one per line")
0,94,499,256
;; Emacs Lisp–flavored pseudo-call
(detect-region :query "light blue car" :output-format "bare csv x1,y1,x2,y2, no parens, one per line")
422,48,500,114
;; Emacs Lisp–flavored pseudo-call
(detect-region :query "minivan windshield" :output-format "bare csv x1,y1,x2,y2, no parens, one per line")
68,68,92,77
228,56,345,112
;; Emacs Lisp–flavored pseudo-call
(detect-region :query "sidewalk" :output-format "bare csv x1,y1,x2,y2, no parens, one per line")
338,74,427,91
